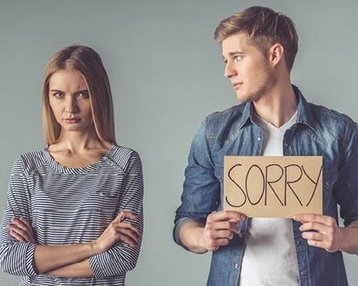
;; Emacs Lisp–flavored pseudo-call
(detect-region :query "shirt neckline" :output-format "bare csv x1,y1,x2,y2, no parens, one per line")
42,144,116,174
253,110,298,137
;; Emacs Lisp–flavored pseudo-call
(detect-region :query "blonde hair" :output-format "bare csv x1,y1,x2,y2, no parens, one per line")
42,45,116,145
214,6,298,71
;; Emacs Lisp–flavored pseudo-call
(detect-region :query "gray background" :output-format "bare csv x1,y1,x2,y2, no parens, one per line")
0,0,357,285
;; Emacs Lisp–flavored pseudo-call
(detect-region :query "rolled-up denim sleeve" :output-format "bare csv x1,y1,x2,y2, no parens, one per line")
335,121,358,227
174,120,220,245
0,157,37,276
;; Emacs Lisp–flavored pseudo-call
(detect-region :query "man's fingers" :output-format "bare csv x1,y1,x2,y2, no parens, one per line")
207,210,245,223
293,214,334,226
302,231,324,241
215,238,230,247
299,222,326,233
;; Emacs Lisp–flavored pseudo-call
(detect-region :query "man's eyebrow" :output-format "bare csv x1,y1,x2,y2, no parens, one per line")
228,51,244,56
222,51,244,59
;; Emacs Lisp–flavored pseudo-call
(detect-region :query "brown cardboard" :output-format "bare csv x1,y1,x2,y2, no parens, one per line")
224,156,323,218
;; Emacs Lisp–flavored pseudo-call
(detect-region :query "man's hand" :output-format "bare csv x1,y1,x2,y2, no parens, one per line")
293,214,342,252
199,210,246,252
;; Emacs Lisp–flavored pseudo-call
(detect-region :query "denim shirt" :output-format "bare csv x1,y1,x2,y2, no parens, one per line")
174,86,358,286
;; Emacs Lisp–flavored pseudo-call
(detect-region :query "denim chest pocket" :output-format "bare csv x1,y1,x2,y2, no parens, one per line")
213,162,224,184
323,167,337,190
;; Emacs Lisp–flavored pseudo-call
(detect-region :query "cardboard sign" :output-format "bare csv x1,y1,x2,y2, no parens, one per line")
224,156,323,218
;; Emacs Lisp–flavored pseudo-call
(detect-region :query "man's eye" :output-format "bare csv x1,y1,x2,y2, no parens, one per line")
234,55,243,62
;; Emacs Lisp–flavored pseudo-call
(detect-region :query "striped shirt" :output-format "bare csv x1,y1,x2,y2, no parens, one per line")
0,145,144,285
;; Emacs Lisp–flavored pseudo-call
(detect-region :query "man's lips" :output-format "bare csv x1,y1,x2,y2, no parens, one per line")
232,82,243,90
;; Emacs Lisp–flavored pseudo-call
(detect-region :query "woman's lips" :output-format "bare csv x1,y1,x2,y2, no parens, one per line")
64,118,80,123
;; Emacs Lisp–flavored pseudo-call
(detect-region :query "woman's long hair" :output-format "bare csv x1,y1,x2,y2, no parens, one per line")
42,45,116,145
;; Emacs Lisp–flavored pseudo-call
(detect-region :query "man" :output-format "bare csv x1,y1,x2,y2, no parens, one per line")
174,6,358,286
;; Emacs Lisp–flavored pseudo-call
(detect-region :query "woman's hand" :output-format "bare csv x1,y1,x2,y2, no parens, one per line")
8,217,35,243
8,212,140,254
93,211,140,253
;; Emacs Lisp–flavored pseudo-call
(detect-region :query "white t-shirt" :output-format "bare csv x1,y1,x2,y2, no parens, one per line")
239,111,300,286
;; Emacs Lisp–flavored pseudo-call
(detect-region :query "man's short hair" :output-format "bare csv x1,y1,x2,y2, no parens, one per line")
214,6,298,71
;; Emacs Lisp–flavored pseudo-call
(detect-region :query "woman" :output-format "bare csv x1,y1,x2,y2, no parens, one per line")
0,45,143,285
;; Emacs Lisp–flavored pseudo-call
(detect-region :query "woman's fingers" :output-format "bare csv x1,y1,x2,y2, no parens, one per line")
8,224,31,242
8,218,35,243
115,211,138,223
8,226,27,242
115,222,140,246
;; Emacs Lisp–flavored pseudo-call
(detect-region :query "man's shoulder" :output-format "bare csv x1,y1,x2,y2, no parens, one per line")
203,103,247,132
306,102,358,144
308,102,357,130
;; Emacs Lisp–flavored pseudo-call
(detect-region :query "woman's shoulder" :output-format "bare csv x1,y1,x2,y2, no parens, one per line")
106,145,142,170
12,149,48,175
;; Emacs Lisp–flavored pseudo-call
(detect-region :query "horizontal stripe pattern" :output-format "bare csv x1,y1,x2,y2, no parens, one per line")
0,145,143,285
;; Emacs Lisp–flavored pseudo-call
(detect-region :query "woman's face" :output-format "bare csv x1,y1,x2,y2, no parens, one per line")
48,69,93,134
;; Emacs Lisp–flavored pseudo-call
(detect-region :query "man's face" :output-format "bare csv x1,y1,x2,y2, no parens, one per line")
222,33,276,103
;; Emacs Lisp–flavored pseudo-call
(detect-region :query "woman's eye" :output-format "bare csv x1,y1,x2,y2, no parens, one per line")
77,91,89,98
52,92,64,98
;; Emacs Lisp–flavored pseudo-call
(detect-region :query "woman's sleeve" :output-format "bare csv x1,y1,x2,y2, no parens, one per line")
89,150,144,278
0,156,37,276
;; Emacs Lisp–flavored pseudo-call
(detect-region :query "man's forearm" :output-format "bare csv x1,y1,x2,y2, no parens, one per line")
178,219,207,254
340,222,358,254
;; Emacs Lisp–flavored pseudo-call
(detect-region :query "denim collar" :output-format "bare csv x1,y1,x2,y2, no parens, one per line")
237,85,315,131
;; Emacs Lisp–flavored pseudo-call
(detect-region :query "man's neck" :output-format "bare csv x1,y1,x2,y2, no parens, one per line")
252,83,297,128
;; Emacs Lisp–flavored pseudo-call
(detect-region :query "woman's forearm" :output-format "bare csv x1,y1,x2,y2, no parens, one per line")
34,242,100,274
48,259,93,278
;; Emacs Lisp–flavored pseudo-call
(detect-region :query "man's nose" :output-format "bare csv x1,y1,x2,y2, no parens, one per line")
224,61,237,78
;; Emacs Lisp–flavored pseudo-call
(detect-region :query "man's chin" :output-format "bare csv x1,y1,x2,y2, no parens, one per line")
236,93,250,103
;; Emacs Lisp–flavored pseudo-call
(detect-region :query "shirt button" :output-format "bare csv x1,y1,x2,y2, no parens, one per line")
257,137,261,141
234,263,239,269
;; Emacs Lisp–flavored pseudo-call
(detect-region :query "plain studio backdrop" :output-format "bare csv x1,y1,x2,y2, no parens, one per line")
0,0,357,285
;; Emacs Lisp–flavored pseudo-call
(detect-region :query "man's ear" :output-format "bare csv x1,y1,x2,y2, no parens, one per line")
268,43,285,67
